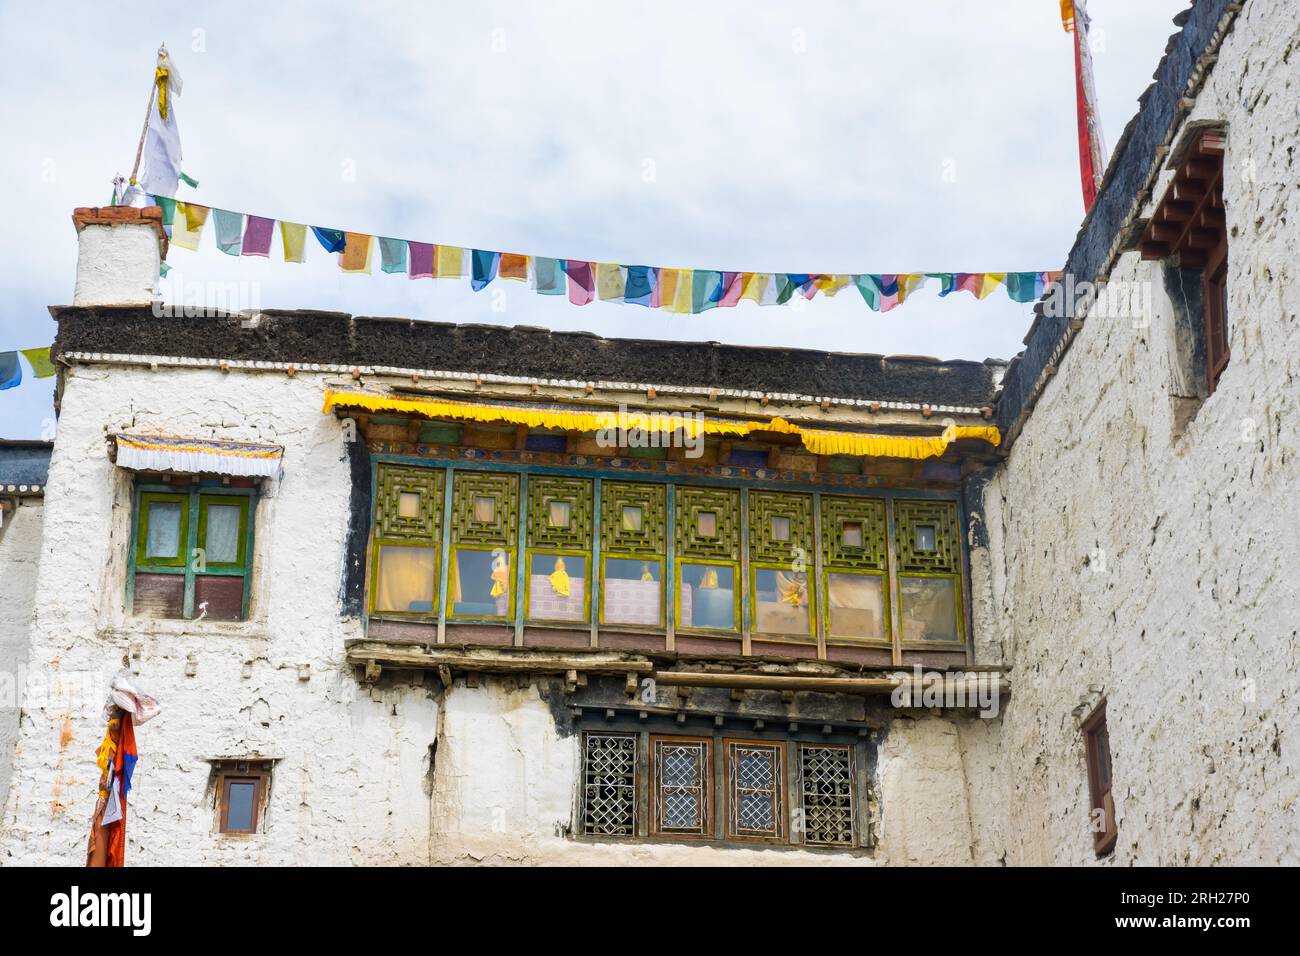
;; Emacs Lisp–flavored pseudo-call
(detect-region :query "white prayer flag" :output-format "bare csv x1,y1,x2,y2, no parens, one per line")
139,46,184,197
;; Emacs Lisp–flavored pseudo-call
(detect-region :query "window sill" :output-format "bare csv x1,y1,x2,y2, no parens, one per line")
571,833,875,857
99,618,270,641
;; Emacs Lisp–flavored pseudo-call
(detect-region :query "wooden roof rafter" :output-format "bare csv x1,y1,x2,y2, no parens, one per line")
1139,129,1226,268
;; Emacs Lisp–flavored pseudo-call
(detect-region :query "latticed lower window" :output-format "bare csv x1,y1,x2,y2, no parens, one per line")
727,741,784,840
651,736,712,836
799,744,856,847
581,733,637,836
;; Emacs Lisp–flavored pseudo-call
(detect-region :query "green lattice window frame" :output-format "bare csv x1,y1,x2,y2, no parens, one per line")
525,476,593,625
747,491,815,642
599,481,667,629
368,464,445,619
449,471,520,621
820,495,890,647
892,499,963,646
675,486,741,635
127,481,256,621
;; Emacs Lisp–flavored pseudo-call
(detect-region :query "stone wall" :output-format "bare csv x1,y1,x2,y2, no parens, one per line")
973,0,1300,865
0,501,42,821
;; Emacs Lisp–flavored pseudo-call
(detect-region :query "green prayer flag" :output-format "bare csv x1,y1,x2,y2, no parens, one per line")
20,347,56,379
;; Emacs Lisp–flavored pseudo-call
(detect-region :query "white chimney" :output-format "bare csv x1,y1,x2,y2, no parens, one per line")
71,206,168,306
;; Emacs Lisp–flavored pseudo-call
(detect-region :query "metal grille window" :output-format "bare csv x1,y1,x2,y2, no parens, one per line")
581,733,637,836
727,740,784,840
799,744,856,847
651,736,712,837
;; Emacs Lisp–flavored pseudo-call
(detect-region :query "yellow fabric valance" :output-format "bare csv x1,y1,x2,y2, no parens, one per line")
321,384,999,460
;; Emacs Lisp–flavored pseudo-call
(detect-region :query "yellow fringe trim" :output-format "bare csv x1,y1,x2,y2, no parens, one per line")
322,388,1000,461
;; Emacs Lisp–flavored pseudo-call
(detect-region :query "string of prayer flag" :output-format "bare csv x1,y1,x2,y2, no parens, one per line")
0,346,58,390
147,196,1060,316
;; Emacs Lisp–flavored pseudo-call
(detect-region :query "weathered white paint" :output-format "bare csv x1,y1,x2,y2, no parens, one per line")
73,222,160,307
0,501,42,820
970,0,1300,865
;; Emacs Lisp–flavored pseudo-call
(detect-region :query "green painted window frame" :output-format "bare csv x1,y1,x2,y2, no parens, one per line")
449,545,516,621
127,481,257,621
820,495,891,649
524,476,593,626
368,463,444,620
598,480,667,631
747,491,816,646
892,499,965,647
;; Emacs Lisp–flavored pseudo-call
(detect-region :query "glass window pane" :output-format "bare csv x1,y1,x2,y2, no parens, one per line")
770,515,791,542
841,521,863,548
397,491,421,519
453,549,511,617
473,495,495,523
753,567,810,635
680,563,734,630
225,780,256,831
548,500,571,529
696,510,717,538
916,525,937,552
603,557,661,626
621,505,642,532
827,572,885,641
374,546,436,613
204,503,241,564
145,501,182,558
528,554,586,622
900,576,959,642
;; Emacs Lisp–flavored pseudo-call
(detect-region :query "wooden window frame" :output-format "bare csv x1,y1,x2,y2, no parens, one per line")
127,479,257,621
1082,702,1117,857
649,734,714,839
724,738,786,843
215,764,270,835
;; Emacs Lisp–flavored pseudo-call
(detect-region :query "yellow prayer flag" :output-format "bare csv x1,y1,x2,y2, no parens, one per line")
434,245,464,278
171,202,203,251
183,203,209,233
897,274,927,303
596,263,624,300
665,269,694,313
976,273,1006,300
341,233,373,273
21,347,57,379
658,269,680,307
817,274,852,297
281,222,307,263
740,273,769,303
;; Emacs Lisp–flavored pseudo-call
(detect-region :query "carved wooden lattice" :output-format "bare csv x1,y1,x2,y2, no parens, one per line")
799,744,855,847
526,475,592,550
451,471,519,547
675,486,740,561
893,499,960,574
600,480,666,556
820,495,887,571
653,737,710,835
748,491,813,566
728,741,783,839
374,464,443,542
582,733,637,836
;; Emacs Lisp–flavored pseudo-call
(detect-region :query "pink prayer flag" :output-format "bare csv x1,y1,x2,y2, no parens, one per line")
718,272,744,307
408,242,434,279
565,260,595,305
879,292,902,313
955,273,981,297
241,215,275,257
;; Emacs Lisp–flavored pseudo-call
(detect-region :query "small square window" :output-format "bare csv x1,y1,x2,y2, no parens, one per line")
696,510,718,538
548,500,571,529
216,764,270,835
770,515,791,542
621,505,643,532
473,495,495,523
397,491,421,519
841,521,863,548
915,525,936,552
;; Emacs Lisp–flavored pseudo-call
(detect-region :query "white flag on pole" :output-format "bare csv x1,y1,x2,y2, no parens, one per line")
139,46,184,197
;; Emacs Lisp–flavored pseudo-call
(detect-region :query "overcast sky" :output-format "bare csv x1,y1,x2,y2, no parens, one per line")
0,0,1191,439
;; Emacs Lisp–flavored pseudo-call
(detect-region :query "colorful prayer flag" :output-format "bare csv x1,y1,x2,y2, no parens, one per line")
434,245,464,278
533,257,565,294
564,260,595,305
624,265,654,306
280,222,307,263
213,209,244,256
241,215,275,257
0,352,20,390
21,347,56,379
171,202,206,251
499,253,529,282
340,233,373,273
379,238,408,274
408,241,434,278
595,263,625,302
471,249,501,291
311,226,345,253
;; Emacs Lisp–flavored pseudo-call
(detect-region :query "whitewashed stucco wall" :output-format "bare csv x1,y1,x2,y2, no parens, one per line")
0,501,43,820
0,366,438,865
979,0,1300,865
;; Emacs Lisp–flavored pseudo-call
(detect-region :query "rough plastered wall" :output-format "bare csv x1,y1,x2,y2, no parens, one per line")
0,364,438,865
982,0,1299,865
0,501,43,818
428,680,1003,865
